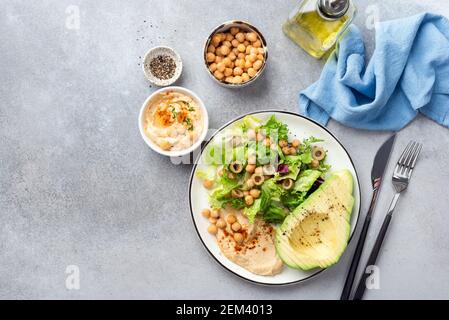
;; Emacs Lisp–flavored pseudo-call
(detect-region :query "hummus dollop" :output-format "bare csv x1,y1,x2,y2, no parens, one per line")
144,91,203,151
216,207,283,276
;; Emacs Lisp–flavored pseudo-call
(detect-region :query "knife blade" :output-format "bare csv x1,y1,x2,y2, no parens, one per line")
340,133,396,300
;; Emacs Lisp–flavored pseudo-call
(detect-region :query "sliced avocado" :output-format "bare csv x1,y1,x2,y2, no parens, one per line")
275,170,354,270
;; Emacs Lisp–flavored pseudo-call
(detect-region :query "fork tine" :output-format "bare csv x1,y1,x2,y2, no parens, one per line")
398,141,413,165
405,142,419,168
410,143,422,169
403,141,417,167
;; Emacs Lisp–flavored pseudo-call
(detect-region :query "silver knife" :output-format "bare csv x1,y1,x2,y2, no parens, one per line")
340,133,396,300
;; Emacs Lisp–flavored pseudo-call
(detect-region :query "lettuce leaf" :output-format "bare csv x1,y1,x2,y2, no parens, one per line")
294,170,322,192
275,155,301,181
260,115,289,141
263,202,288,224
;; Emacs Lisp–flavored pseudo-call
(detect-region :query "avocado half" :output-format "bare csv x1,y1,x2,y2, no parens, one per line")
275,170,354,270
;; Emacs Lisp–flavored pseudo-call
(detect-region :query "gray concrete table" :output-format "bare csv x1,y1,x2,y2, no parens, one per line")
1,0,448,299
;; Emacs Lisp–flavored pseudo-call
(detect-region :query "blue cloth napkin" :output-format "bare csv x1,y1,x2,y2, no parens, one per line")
299,13,449,131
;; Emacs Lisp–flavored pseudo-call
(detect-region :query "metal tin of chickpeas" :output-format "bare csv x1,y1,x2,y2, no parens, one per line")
203,21,268,88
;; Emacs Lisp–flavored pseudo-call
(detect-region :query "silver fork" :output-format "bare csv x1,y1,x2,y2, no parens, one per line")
352,141,423,300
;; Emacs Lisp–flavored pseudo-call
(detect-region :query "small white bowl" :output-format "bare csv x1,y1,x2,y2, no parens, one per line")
142,46,183,86
138,86,209,157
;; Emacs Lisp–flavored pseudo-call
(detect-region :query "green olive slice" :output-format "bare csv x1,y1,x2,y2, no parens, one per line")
229,161,243,174
312,146,326,161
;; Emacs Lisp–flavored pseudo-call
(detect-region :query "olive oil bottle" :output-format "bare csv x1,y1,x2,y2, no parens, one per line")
283,0,356,58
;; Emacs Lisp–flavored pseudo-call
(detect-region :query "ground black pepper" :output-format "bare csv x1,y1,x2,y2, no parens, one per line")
148,55,176,80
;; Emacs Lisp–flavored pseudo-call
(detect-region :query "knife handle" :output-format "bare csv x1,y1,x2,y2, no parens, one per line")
340,185,380,300
352,213,392,300
352,193,400,300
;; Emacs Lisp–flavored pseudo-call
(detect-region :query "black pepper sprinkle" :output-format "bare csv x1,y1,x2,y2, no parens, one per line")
147,55,176,80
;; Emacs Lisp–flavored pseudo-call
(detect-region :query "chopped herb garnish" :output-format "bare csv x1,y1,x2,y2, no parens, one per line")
170,106,178,119
183,117,194,131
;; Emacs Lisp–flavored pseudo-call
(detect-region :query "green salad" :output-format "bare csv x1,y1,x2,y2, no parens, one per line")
197,115,330,224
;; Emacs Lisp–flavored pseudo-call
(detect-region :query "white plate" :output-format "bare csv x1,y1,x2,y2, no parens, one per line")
189,111,361,285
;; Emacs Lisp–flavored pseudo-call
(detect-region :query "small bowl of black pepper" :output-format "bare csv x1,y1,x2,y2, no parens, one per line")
143,46,182,86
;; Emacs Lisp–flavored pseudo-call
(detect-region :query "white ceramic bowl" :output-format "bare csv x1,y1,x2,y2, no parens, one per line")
142,46,183,87
138,86,209,157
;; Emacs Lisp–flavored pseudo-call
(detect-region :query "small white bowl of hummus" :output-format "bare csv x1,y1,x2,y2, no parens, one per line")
139,87,208,157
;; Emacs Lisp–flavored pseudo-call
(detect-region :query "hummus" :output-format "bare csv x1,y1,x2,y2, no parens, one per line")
216,207,283,276
144,91,204,151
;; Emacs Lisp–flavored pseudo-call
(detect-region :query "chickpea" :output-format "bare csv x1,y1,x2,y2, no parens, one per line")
289,147,297,155
206,52,215,63
208,224,218,235
248,54,257,63
236,59,245,68
245,45,253,54
253,40,262,48
215,55,223,63
257,54,264,61
245,195,254,206
233,67,243,76
228,61,235,69
244,60,253,69
230,27,240,35
228,52,237,61
234,233,244,244
218,33,226,41
245,178,255,189
231,39,240,48
211,209,220,218
246,164,256,173
224,68,233,77
237,52,245,59
253,60,263,71
203,179,214,189
207,44,216,53
225,33,234,42
232,76,243,84
212,34,221,46
250,189,261,199
216,62,226,72
237,44,246,53
292,139,301,147
228,172,236,179
209,217,217,224
247,129,256,141
242,73,250,82
216,218,226,229
213,70,224,80
243,190,249,196
220,46,230,56
223,40,232,48
243,40,250,46
226,214,237,224
279,139,288,147
202,208,211,218
282,146,290,155
231,222,242,232
235,32,245,42
256,132,265,141
248,68,257,78
225,76,233,83
250,47,259,55
311,159,320,168
254,166,263,175
209,63,217,72
246,32,258,42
